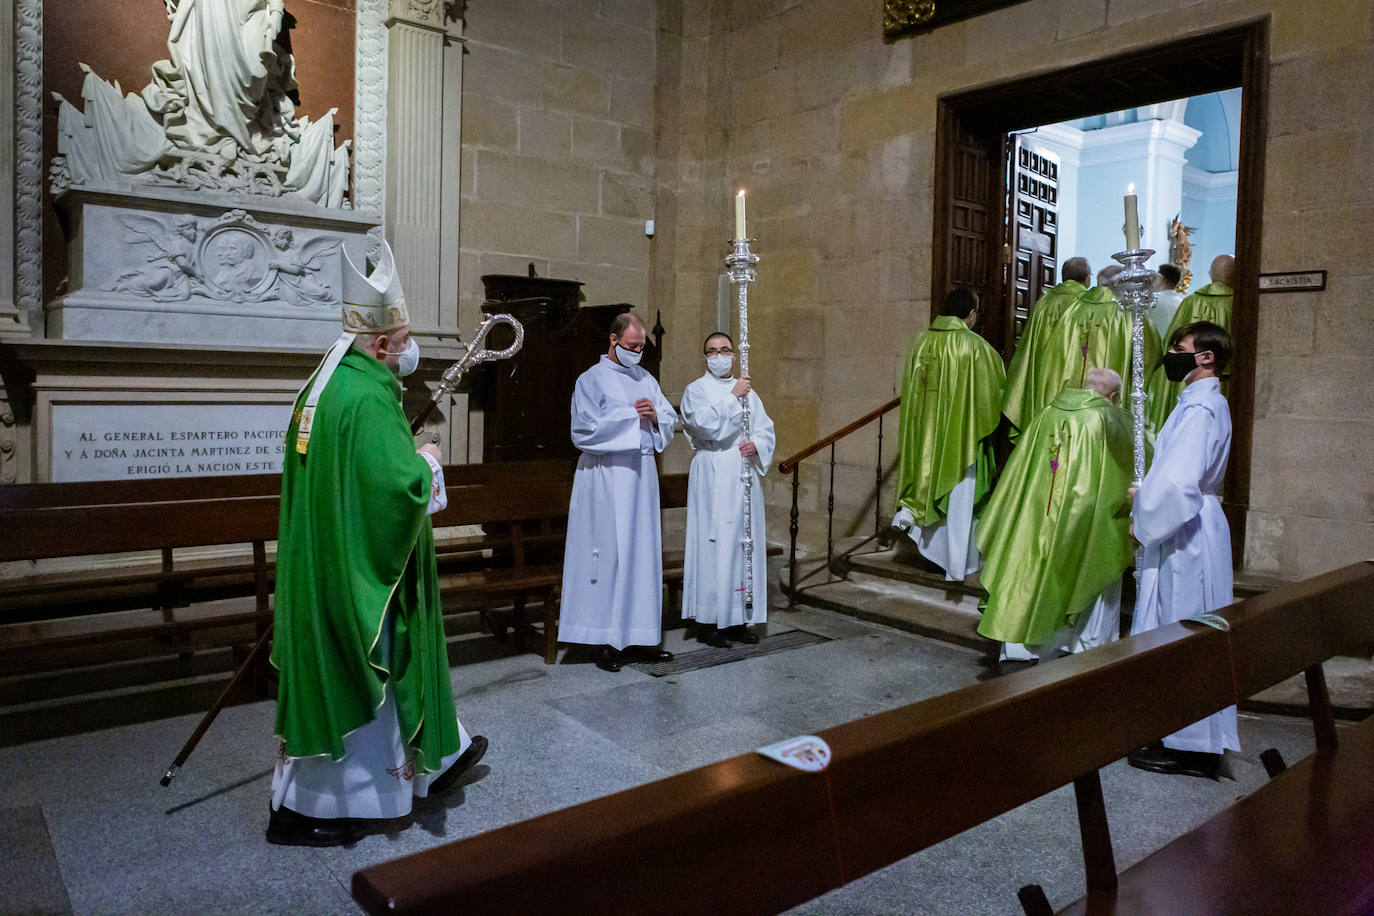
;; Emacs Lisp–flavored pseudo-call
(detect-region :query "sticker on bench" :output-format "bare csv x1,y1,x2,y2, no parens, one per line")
757,735,831,772
1182,613,1231,632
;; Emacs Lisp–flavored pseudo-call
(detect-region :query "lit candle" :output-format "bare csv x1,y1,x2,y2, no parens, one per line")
735,189,747,240
1124,183,1140,251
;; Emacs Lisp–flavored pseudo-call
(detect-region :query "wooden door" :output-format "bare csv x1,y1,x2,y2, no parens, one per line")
1007,137,1060,349
933,111,1007,353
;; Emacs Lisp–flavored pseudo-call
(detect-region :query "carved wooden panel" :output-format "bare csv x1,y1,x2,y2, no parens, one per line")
1009,138,1059,342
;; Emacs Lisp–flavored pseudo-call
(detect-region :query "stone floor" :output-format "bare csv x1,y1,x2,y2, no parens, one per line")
0,593,1340,915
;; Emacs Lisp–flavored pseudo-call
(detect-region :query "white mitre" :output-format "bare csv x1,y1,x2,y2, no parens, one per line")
295,240,409,455
340,240,409,333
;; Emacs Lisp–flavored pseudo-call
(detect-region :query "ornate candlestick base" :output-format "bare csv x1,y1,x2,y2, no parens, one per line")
726,237,760,619
1109,247,1156,590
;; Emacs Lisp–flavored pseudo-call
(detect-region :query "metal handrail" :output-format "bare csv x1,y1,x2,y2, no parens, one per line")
777,397,901,473
777,396,901,609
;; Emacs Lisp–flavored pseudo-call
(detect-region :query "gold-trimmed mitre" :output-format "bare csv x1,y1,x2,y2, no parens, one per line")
341,240,409,333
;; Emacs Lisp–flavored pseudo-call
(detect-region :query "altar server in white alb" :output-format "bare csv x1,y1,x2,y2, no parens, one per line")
1127,320,1239,780
558,312,678,673
680,331,776,647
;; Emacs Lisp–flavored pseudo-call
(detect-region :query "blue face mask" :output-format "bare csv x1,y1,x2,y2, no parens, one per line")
385,335,419,377
615,344,643,367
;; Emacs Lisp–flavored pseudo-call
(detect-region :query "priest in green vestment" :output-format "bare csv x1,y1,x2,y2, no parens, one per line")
268,240,487,847
892,287,1005,581
1145,254,1234,432
978,368,1141,661
1026,265,1162,426
1002,257,1092,438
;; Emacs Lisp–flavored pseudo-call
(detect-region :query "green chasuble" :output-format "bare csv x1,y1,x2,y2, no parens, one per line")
1036,285,1162,413
977,388,1141,645
1002,279,1087,436
272,348,461,769
1144,281,1233,433
895,315,1006,528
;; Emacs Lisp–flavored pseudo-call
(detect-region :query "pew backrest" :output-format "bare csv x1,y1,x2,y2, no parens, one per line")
350,561,1374,916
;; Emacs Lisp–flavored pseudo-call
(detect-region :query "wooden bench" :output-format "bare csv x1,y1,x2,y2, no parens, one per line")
0,461,693,676
350,561,1374,916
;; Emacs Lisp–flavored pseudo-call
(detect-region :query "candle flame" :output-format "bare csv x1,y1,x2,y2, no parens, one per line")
1127,183,1135,194
738,189,745,197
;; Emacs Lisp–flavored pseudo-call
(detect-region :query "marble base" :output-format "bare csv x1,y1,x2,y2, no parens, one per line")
48,184,378,349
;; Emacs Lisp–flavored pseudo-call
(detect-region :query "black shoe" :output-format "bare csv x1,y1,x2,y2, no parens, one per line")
594,646,624,672
725,626,760,645
623,646,674,663
1127,745,1221,779
698,627,733,648
425,734,489,799
266,805,367,847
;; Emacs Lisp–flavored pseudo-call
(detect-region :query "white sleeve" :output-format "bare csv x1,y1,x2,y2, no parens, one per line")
747,392,777,475
570,372,642,454
650,384,678,454
1132,405,1210,546
421,451,447,515
680,382,744,442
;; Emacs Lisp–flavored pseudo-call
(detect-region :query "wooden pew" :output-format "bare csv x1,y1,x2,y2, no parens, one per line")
0,461,691,675
350,561,1374,916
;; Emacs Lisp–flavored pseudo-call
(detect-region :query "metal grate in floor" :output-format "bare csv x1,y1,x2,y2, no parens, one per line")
626,628,832,677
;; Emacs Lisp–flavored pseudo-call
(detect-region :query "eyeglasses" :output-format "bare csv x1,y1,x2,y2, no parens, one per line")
705,347,734,356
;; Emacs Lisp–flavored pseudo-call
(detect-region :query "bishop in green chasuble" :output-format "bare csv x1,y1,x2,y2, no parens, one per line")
273,348,460,766
893,288,1005,580
268,240,481,847
978,371,1140,656
1002,258,1094,437
1144,266,1233,433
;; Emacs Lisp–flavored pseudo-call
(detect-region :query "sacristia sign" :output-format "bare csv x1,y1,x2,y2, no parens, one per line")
883,0,1033,39
50,403,293,482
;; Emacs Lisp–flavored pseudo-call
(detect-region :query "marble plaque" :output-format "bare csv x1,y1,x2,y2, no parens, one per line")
51,403,293,482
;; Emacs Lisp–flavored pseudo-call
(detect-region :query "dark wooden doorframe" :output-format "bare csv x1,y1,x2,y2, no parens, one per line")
931,17,1269,566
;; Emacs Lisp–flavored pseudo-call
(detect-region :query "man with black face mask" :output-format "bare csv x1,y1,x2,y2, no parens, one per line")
1127,320,1237,780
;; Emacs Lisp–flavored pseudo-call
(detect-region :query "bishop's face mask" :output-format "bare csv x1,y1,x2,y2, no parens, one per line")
383,335,420,377
1162,349,1200,383
706,353,734,377
615,344,643,367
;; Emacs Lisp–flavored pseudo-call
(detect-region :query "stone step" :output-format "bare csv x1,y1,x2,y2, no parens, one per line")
791,569,993,654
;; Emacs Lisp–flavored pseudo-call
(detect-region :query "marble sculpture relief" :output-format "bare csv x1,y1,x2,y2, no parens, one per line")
50,0,350,208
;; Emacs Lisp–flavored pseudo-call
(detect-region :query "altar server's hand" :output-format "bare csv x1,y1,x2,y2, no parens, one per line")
635,397,658,424
739,439,758,459
732,376,752,398
418,443,442,462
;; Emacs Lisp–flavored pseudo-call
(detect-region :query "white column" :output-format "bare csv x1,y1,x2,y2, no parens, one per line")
385,1,450,335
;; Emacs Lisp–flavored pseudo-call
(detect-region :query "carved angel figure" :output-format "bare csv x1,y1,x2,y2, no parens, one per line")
267,228,339,306
108,215,200,302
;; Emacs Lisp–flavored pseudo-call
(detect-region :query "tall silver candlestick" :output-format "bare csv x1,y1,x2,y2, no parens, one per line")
1109,247,1156,588
726,237,760,619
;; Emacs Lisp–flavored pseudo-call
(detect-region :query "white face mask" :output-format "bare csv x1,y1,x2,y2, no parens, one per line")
706,353,734,377
614,344,643,367
387,335,419,377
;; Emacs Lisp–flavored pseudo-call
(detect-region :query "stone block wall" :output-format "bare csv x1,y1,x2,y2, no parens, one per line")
459,0,659,335
650,0,1374,581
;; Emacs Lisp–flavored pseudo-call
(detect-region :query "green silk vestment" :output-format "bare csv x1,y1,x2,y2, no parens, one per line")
1002,279,1087,436
1033,286,1162,422
977,387,1141,645
1144,282,1233,432
895,315,1006,528
272,348,461,769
